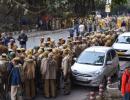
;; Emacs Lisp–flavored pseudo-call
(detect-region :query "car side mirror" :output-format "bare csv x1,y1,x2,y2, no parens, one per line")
73,58,77,61
106,61,112,65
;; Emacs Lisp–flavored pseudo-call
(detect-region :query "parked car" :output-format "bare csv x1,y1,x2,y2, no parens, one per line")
71,46,119,87
112,32,130,58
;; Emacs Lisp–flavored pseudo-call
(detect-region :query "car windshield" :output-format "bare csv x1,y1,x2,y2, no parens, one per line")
77,51,105,65
116,36,130,44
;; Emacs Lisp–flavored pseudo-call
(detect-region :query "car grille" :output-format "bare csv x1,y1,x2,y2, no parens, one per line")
73,71,92,77
115,49,127,52
76,80,91,84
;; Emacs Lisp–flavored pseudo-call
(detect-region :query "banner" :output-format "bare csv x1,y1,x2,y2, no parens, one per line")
105,4,111,13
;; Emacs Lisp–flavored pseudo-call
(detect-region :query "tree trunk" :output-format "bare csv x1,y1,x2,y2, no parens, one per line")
74,0,95,16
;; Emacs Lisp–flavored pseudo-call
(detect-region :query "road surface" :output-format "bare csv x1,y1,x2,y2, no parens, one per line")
15,30,130,100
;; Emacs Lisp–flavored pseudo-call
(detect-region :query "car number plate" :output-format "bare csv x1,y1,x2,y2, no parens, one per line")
76,76,88,82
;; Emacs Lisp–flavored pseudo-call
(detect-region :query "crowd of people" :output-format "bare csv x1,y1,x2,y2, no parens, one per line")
68,16,130,38
0,15,130,100
0,27,119,100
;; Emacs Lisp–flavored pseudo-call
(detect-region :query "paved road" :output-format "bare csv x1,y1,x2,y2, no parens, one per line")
34,61,130,100
35,85,95,100
15,30,70,49
15,30,130,100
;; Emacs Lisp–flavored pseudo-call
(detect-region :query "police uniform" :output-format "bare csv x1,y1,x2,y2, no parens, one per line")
23,55,36,99
42,53,57,98
73,41,82,58
53,48,62,90
61,49,71,95
40,51,49,95
0,54,9,99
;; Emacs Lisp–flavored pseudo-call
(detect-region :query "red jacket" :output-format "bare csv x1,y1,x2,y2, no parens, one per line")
121,69,130,96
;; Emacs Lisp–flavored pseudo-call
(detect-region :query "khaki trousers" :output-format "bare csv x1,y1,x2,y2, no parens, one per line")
24,79,35,99
63,74,71,95
11,86,22,100
44,79,56,97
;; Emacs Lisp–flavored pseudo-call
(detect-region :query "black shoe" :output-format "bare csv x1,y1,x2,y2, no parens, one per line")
64,91,71,95
52,96,57,99
44,96,50,99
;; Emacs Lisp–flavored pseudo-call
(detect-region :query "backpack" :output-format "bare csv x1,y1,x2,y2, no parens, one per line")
118,72,129,90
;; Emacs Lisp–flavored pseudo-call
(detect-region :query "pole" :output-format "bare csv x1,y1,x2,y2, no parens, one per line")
107,12,109,17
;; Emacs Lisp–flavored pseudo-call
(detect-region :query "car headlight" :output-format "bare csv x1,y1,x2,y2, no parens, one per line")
92,70,102,76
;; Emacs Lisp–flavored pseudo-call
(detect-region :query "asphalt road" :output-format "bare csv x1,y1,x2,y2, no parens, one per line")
15,30,130,100
15,29,70,49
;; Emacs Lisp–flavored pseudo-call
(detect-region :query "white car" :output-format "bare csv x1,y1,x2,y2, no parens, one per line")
112,32,130,58
71,46,119,87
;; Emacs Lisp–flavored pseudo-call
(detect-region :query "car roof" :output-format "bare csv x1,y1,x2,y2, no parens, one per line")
84,46,112,53
119,32,130,37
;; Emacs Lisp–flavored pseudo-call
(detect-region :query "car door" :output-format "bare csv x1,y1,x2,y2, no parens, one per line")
104,50,113,77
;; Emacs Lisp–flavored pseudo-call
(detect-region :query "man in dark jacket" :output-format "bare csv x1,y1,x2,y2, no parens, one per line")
17,30,28,49
5,33,15,46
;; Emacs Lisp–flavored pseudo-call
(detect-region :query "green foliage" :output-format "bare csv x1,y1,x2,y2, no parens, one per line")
0,0,129,17
112,0,128,5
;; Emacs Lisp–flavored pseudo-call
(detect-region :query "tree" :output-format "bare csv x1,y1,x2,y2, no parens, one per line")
1,0,128,17
112,0,127,5
0,0,128,31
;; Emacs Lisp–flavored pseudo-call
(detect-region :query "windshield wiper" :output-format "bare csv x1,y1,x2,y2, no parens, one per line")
118,42,128,44
78,62,93,65
93,63,103,65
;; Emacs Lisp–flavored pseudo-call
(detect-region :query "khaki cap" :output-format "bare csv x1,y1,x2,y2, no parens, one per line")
13,57,20,61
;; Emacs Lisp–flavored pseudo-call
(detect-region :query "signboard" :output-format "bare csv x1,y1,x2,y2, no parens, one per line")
106,0,112,4
105,4,111,13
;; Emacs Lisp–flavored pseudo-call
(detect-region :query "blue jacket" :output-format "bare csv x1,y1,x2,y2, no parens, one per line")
9,65,21,86
7,62,14,73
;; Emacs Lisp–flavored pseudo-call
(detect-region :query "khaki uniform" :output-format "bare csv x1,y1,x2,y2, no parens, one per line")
41,55,57,98
23,58,36,99
0,57,9,98
61,54,71,95
0,45,8,55
73,44,82,58
35,53,43,91
40,57,48,94
8,43,17,52
11,86,23,100
53,49,62,89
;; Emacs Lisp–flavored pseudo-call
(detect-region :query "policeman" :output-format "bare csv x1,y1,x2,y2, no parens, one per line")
40,51,49,95
73,40,82,58
53,48,62,90
82,38,87,50
61,49,71,95
0,54,9,99
43,52,57,98
23,55,36,99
